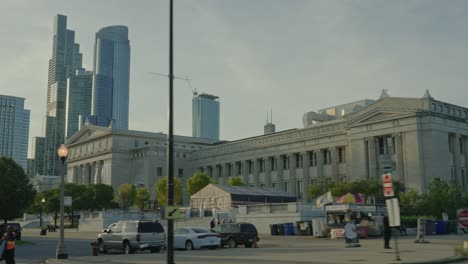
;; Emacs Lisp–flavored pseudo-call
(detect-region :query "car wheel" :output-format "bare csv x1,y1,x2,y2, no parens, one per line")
185,240,194,251
227,238,237,248
98,240,107,253
123,241,133,254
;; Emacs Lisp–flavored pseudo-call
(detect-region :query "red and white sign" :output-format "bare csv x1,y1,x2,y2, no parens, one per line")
382,173,394,197
457,209,468,228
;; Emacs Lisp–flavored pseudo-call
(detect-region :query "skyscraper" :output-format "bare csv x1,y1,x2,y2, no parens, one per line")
91,26,130,129
65,69,93,139
43,14,83,176
0,95,30,171
192,93,220,141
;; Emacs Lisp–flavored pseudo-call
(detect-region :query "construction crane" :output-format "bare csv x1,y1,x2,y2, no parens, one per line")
148,72,197,96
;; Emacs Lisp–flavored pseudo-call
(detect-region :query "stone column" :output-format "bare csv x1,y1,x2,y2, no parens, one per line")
264,158,271,188
316,150,323,179
253,159,260,187
454,134,461,184
289,154,296,195
331,147,339,181
222,163,229,185
393,133,405,184
367,137,377,179
241,161,248,184
276,155,284,190
302,151,310,202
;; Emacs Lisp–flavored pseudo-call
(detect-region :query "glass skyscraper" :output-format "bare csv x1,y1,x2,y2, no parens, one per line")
43,14,83,176
65,69,93,139
91,26,130,130
0,95,30,171
192,93,220,141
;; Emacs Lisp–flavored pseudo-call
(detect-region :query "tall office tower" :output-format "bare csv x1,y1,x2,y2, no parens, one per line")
91,26,130,129
30,137,45,176
192,93,220,141
43,14,83,176
0,95,30,171
65,69,93,139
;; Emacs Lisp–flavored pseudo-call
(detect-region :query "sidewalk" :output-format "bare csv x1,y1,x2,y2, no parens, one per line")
40,232,468,264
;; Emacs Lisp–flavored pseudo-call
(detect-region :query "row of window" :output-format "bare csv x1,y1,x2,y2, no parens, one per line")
203,147,346,177
156,167,184,177
133,151,188,159
448,135,466,154
432,103,467,118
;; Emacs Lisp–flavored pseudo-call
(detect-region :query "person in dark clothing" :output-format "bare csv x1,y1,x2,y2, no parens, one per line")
210,218,216,230
2,225,16,264
383,216,392,249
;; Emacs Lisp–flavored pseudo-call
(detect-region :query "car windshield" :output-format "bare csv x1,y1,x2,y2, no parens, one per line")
190,228,211,233
138,222,164,233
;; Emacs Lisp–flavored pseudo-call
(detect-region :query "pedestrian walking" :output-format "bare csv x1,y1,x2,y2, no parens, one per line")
210,218,216,230
383,216,392,249
1,225,17,264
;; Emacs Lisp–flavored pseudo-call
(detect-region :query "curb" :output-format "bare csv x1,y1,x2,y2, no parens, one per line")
389,256,466,264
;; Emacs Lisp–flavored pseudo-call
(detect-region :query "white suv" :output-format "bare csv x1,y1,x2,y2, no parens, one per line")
97,220,165,254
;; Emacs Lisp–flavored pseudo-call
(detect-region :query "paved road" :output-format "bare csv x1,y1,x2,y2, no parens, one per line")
16,229,468,264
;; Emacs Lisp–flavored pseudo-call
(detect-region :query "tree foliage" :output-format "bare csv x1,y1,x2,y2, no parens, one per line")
0,157,36,223
227,176,246,186
117,183,136,211
135,187,150,211
186,172,214,196
155,176,182,206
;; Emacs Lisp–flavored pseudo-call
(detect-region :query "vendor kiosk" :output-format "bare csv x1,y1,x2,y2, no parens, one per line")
324,203,386,238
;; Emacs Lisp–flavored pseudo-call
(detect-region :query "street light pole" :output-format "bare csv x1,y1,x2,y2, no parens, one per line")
166,0,175,263
56,144,68,259
40,198,45,229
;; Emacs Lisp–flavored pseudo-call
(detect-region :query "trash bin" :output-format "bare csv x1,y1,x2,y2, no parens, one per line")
277,224,285,235
270,224,279,235
283,223,294,235
425,219,436,235
435,221,448,235
40,228,47,236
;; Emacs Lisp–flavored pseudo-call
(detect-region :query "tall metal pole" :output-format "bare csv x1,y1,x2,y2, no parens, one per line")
56,157,68,259
166,0,175,263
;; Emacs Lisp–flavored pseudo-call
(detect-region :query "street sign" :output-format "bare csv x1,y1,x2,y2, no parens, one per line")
457,209,468,228
385,198,401,227
382,173,394,197
164,206,184,219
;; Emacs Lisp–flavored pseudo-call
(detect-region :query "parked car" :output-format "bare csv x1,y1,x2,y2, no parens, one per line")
211,222,259,248
97,220,165,254
174,227,220,250
0,223,22,240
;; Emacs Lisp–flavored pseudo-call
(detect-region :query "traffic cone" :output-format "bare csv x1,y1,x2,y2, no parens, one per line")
252,237,258,248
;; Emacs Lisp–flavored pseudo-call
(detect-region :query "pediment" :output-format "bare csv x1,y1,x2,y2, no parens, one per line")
346,110,415,127
66,125,111,145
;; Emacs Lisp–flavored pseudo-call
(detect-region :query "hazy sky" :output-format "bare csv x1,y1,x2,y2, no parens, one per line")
2,0,468,157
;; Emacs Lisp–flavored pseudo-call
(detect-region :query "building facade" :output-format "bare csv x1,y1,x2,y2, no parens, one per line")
65,69,93,139
91,26,130,129
66,93,468,202
0,95,30,171
42,14,83,176
192,93,220,141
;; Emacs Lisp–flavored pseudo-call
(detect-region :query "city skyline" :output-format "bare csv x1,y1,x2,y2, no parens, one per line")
2,1,468,159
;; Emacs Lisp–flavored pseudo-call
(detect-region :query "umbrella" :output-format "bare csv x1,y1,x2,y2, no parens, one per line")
336,193,363,204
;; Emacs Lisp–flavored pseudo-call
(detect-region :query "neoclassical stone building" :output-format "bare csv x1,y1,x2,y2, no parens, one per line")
65,91,468,202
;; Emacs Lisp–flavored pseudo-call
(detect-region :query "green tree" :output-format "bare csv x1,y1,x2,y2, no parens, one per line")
117,183,136,211
42,188,60,226
135,187,150,211
423,178,451,219
307,176,335,198
155,176,183,206
64,184,94,227
227,176,246,186
399,189,424,216
0,157,36,224
91,184,116,210
186,172,214,196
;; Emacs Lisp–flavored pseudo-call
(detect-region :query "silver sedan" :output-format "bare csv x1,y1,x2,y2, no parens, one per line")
174,227,221,250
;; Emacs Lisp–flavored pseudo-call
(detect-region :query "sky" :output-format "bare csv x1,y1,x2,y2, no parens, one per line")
2,0,468,157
